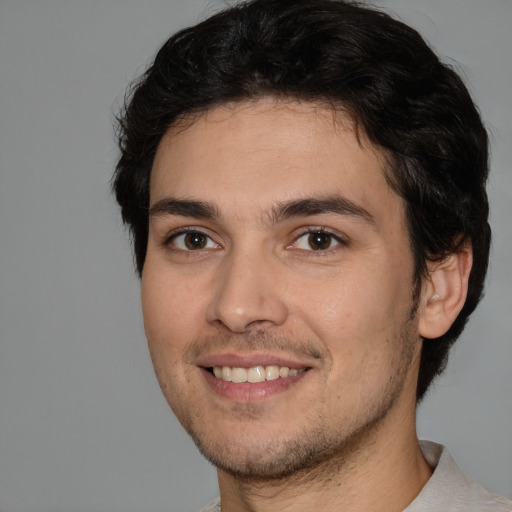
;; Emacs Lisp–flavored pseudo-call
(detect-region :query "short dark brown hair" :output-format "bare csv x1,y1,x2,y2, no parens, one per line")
113,0,490,400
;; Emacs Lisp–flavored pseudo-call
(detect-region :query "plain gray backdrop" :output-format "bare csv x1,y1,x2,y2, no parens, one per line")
0,1,510,511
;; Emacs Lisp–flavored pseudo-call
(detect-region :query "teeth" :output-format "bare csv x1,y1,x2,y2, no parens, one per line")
247,366,265,383
221,366,232,382
211,365,305,382
266,365,280,381
231,367,247,383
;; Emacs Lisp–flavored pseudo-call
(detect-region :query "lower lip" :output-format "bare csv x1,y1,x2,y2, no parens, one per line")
200,367,309,402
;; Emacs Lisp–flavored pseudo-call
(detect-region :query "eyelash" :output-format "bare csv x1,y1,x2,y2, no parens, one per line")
162,226,349,255
163,227,220,253
291,228,349,253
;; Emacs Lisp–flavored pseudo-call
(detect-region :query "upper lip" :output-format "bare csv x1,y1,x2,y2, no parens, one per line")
196,352,315,370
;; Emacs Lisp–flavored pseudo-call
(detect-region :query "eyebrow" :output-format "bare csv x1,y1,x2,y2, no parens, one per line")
149,194,376,227
269,195,376,227
149,198,221,221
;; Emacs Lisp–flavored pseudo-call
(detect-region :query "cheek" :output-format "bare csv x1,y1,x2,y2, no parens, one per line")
141,269,201,399
298,270,390,339
295,264,412,373
141,266,206,345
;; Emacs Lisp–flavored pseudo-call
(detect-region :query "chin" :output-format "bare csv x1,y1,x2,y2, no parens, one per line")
183,412,380,482
192,432,337,481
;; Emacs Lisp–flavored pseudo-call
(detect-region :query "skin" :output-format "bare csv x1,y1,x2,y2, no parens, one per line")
142,98,437,512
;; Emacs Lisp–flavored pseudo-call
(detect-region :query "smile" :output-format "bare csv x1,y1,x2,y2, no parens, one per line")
211,365,306,383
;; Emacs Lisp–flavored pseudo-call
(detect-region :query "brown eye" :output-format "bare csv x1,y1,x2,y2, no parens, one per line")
293,230,343,252
171,231,218,251
184,232,207,250
308,232,333,250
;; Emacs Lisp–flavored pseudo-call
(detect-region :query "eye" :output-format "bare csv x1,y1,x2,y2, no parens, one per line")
170,231,219,251
294,231,342,251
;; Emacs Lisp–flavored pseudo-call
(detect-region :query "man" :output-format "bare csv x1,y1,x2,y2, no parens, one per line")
113,0,512,510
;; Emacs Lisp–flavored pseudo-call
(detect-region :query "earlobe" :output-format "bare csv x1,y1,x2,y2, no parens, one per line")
418,244,473,340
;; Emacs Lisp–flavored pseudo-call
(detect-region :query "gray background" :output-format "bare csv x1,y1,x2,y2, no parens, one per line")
0,1,510,511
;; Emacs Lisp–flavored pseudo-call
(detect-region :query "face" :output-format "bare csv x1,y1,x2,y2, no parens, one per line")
142,99,423,479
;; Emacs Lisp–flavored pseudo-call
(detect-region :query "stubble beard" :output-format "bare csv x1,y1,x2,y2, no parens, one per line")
173,318,419,484
189,406,395,485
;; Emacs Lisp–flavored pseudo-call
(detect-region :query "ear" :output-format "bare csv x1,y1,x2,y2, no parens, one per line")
418,244,473,340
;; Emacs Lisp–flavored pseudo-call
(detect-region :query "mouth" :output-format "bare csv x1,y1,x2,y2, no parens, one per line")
208,365,307,383
199,359,312,402
195,351,316,401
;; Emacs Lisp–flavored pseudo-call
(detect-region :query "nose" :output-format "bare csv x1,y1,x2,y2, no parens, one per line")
206,249,289,333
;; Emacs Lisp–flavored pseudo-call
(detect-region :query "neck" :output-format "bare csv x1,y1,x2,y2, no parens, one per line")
216,392,431,512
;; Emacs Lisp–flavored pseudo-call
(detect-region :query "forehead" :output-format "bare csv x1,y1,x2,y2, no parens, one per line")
150,98,399,224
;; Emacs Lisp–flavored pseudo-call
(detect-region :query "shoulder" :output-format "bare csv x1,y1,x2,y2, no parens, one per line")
405,441,512,512
199,497,221,512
